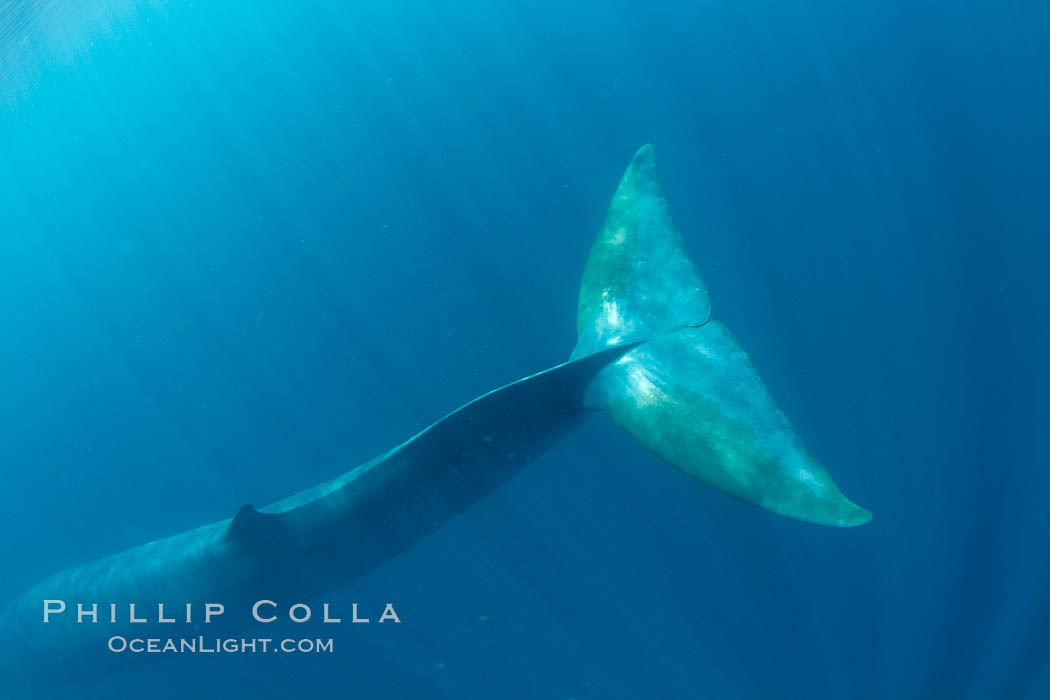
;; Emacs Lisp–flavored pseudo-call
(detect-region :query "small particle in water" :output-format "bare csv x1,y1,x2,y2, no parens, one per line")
435,662,447,669
478,615,488,622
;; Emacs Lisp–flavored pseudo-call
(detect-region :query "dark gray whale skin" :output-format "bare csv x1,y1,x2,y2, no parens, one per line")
0,345,634,680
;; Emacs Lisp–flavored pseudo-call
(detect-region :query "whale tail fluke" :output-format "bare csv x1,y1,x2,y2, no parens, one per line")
575,145,871,527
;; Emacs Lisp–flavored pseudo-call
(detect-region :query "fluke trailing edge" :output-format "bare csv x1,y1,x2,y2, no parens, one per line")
0,145,871,680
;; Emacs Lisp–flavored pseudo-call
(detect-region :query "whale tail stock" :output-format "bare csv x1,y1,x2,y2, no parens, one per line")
571,145,871,527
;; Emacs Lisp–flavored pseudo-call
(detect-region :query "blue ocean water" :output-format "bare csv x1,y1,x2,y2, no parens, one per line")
1,1,1047,698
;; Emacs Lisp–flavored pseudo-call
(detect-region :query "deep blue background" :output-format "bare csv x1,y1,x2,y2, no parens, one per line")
1,1,1047,698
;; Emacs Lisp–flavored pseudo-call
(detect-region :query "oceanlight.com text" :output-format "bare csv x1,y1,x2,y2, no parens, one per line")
107,636,334,654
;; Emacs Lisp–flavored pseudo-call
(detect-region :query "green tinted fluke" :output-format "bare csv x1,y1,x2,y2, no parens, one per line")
576,145,871,527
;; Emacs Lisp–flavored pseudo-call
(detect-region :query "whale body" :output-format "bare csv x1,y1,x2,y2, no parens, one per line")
0,145,871,680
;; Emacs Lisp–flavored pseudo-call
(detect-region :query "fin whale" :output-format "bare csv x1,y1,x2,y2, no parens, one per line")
0,145,870,680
